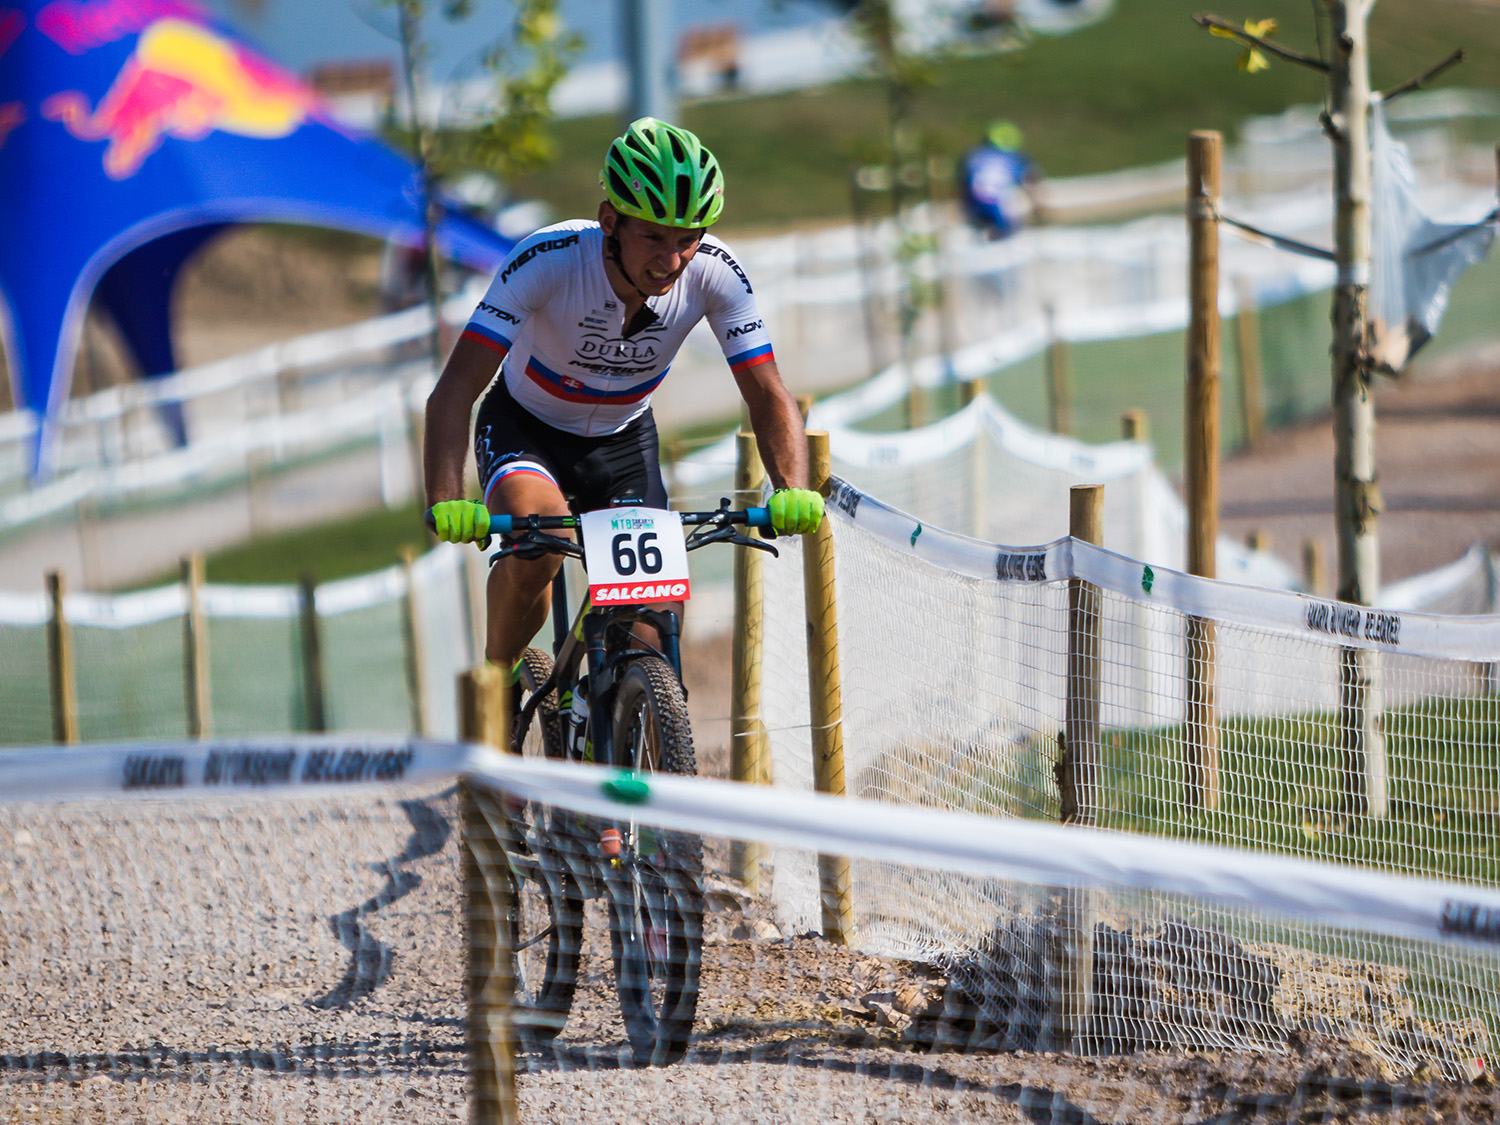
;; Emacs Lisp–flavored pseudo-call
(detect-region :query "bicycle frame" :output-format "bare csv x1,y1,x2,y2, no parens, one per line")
505,499,774,771
474,498,775,1065
540,566,683,772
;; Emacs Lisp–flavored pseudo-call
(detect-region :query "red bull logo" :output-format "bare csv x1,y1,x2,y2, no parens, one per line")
0,9,22,150
41,16,318,178
37,0,202,54
0,8,21,57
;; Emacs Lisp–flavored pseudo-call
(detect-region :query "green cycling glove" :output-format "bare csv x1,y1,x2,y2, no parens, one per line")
428,500,491,544
768,488,825,535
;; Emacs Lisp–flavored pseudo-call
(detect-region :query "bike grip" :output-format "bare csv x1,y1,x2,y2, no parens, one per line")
744,506,772,529
489,514,513,535
423,508,436,533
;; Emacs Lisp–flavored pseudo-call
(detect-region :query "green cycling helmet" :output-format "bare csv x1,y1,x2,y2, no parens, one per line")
601,117,724,229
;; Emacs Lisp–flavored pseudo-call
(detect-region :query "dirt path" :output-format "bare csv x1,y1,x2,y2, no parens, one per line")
1219,343,1500,591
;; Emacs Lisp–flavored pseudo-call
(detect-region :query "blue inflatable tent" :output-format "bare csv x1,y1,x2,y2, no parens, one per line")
0,0,513,476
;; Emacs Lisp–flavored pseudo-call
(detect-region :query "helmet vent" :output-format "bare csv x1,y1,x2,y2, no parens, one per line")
607,168,641,212
675,174,692,224
634,158,664,195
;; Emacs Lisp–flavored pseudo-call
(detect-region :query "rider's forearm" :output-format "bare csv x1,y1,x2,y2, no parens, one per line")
735,362,809,491
423,393,471,504
424,339,500,504
753,405,809,491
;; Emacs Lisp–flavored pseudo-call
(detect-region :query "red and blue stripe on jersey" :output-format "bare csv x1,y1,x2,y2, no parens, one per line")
524,355,669,405
728,343,775,375
461,321,512,357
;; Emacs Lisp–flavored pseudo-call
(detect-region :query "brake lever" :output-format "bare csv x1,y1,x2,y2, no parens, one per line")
743,534,779,557
490,531,584,565
725,530,778,557
684,523,735,551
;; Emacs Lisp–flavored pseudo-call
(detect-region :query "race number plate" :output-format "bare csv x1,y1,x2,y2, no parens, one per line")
581,506,691,605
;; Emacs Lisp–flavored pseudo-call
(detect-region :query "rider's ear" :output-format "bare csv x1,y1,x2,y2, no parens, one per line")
598,200,621,237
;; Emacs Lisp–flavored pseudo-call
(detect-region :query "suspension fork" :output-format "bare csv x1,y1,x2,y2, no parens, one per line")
582,613,618,767
549,566,571,656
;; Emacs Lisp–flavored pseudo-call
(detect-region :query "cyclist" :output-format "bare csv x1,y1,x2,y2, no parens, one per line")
958,119,1043,241
423,117,823,705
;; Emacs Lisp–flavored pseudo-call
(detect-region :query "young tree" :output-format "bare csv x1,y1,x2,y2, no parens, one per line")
380,0,580,361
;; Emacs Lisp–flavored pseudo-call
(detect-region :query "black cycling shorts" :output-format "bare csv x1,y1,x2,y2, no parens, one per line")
474,376,668,513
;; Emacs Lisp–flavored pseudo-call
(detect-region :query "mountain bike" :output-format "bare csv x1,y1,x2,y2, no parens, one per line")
461,498,775,1066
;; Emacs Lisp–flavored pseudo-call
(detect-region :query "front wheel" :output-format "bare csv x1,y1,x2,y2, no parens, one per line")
515,646,564,760
607,657,704,1067
507,647,582,1043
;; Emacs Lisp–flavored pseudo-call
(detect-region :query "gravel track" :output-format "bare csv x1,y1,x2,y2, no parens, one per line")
4,785,1500,1123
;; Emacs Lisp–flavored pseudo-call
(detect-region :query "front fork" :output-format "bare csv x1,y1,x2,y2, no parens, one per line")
550,595,682,899
580,605,682,771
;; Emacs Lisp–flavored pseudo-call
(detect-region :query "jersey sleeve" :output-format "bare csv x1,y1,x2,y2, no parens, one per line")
698,238,776,376
460,225,584,359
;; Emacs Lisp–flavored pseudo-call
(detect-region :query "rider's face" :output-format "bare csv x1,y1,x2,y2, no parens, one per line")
601,203,703,297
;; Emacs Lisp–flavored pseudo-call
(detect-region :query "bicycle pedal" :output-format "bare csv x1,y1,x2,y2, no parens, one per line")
599,827,622,858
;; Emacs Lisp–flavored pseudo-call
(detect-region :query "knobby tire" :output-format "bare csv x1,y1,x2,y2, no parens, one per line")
607,656,704,1067
509,647,583,1045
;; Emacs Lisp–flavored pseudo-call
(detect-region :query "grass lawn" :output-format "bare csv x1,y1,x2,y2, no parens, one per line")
496,0,1500,234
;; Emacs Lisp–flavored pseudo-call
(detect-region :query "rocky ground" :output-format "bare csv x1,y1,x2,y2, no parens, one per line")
4,788,1499,1125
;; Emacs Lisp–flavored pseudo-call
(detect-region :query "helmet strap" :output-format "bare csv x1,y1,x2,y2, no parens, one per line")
605,229,656,303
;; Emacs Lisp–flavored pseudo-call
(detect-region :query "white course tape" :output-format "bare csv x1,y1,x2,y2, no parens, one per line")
464,749,1500,955
0,737,469,802
828,475,1500,663
7,737,1500,954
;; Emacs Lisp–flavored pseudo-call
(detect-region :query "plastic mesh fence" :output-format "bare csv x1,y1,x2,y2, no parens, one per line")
754,478,1500,1063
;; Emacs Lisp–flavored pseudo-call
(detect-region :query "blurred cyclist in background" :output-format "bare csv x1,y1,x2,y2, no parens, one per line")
958,119,1044,240
422,117,823,704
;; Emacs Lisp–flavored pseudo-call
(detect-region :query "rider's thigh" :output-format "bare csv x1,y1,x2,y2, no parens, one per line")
487,470,570,521
485,471,570,599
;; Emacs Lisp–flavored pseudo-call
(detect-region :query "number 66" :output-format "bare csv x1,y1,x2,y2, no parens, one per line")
612,531,663,575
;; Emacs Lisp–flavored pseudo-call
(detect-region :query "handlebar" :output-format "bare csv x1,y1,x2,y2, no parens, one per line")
424,500,777,560
485,505,771,536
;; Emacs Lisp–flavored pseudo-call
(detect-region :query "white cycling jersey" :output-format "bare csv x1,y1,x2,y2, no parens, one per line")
460,219,775,437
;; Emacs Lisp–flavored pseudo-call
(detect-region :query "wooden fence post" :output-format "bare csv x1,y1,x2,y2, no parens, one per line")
458,663,517,1125
1235,277,1265,448
182,554,212,738
298,573,327,733
1303,538,1325,597
803,430,853,945
1046,306,1073,436
46,570,79,744
1048,484,1102,1055
730,432,771,889
400,548,428,736
1185,130,1222,812
1062,485,1103,826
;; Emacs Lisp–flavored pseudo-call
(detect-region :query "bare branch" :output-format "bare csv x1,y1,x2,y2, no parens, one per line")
1380,48,1465,104
1193,13,1331,72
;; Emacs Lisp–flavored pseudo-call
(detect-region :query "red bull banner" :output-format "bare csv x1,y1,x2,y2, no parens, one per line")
0,0,514,477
